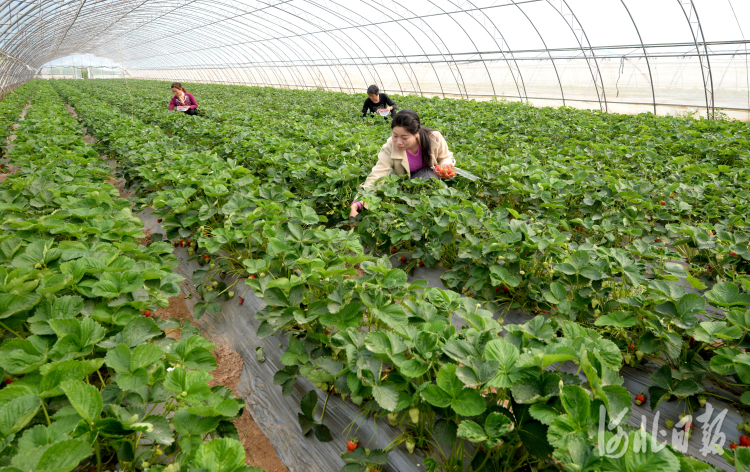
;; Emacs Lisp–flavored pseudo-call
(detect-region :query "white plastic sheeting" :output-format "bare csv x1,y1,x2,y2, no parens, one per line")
2,0,750,117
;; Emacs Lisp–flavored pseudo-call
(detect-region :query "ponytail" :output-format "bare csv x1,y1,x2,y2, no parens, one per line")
391,109,435,169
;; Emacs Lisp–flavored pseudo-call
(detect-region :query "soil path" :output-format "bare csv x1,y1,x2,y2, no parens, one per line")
155,295,290,472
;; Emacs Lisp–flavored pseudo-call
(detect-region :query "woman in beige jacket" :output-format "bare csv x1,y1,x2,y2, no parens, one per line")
350,109,455,217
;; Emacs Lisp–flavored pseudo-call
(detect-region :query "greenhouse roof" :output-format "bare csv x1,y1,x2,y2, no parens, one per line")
2,0,749,117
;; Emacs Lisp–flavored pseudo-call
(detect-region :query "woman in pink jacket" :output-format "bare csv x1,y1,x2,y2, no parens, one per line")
168,82,198,115
349,109,455,217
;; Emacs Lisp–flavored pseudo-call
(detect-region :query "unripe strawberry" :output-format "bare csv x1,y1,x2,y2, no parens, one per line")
387,413,398,426
228,291,234,298
635,350,644,361
698,395,706,407
405,438,416,454
665,419,675,429
634,394,645,406
409,407,419,423
212,281,218,288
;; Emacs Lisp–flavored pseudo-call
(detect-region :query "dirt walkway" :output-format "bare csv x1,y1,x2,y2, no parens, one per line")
155,295,290,472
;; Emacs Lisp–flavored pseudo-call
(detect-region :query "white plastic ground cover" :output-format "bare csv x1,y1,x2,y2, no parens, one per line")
137,206,740,471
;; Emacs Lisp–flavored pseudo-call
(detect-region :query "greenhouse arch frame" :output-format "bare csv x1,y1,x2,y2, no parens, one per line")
1,0,749,119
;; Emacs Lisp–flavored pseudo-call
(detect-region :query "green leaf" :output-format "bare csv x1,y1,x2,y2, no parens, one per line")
131,343,163,370
122,317,161,347
300,390,318,420
0,394,40,436
319,301,361,330
561,385,590,427
705,282,750,307
485,339,519,388
422,385,452,408
194,438,247,472
457,420,487,442
595,311,637,328
451,388,486,417
602,431,680,472
173,408,221,435
61,380,103,424
34,438,93,472
0,293,40,319
371,383,399,411
105,344,132,373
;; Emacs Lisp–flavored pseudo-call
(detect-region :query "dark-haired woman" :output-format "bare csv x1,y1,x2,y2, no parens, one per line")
349,109,455,217
168,82,198,115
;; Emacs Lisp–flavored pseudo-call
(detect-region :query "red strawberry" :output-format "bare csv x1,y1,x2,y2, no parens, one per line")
173,241,179,247
660,201,665,206
684,422,693,431
250,274,257,279
157,219,162,223
143,310,151,317
741,435,750,447
503,286,508,292
238,297,244,305
399,256,406,263
689,337,695,347
634,394,645,406
203,254,210,259
655,238,660,242
730,442,738,449
180,239,185,247
347,439,358,453
4,379,12,385
391,248,395,254
543,310,549,314
630,343,635,350
418,260,424,267
731,251,738,257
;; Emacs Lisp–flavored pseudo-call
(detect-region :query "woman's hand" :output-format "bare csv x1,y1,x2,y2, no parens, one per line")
349,202,360,217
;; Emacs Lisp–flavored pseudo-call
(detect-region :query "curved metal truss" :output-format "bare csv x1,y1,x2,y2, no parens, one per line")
0,0,748,117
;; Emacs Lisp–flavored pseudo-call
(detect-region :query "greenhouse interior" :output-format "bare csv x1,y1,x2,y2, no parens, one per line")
1,1,750,471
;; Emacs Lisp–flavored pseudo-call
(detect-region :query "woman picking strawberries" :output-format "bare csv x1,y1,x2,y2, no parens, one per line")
168,82,198,115
349,109,455,217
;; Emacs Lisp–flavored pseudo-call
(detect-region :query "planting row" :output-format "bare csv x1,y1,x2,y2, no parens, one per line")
0,83,32,155
47,78,750,470
0,80,258,472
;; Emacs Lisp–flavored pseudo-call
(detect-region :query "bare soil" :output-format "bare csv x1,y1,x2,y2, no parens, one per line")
155,294,289,472
137,228,153,247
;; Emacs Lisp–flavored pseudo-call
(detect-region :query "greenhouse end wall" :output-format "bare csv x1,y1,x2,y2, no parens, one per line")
127,55,750,121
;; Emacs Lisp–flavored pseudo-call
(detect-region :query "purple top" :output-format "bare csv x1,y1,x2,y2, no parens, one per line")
168,92,198,112
353,146,423,211
407,146,423,173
